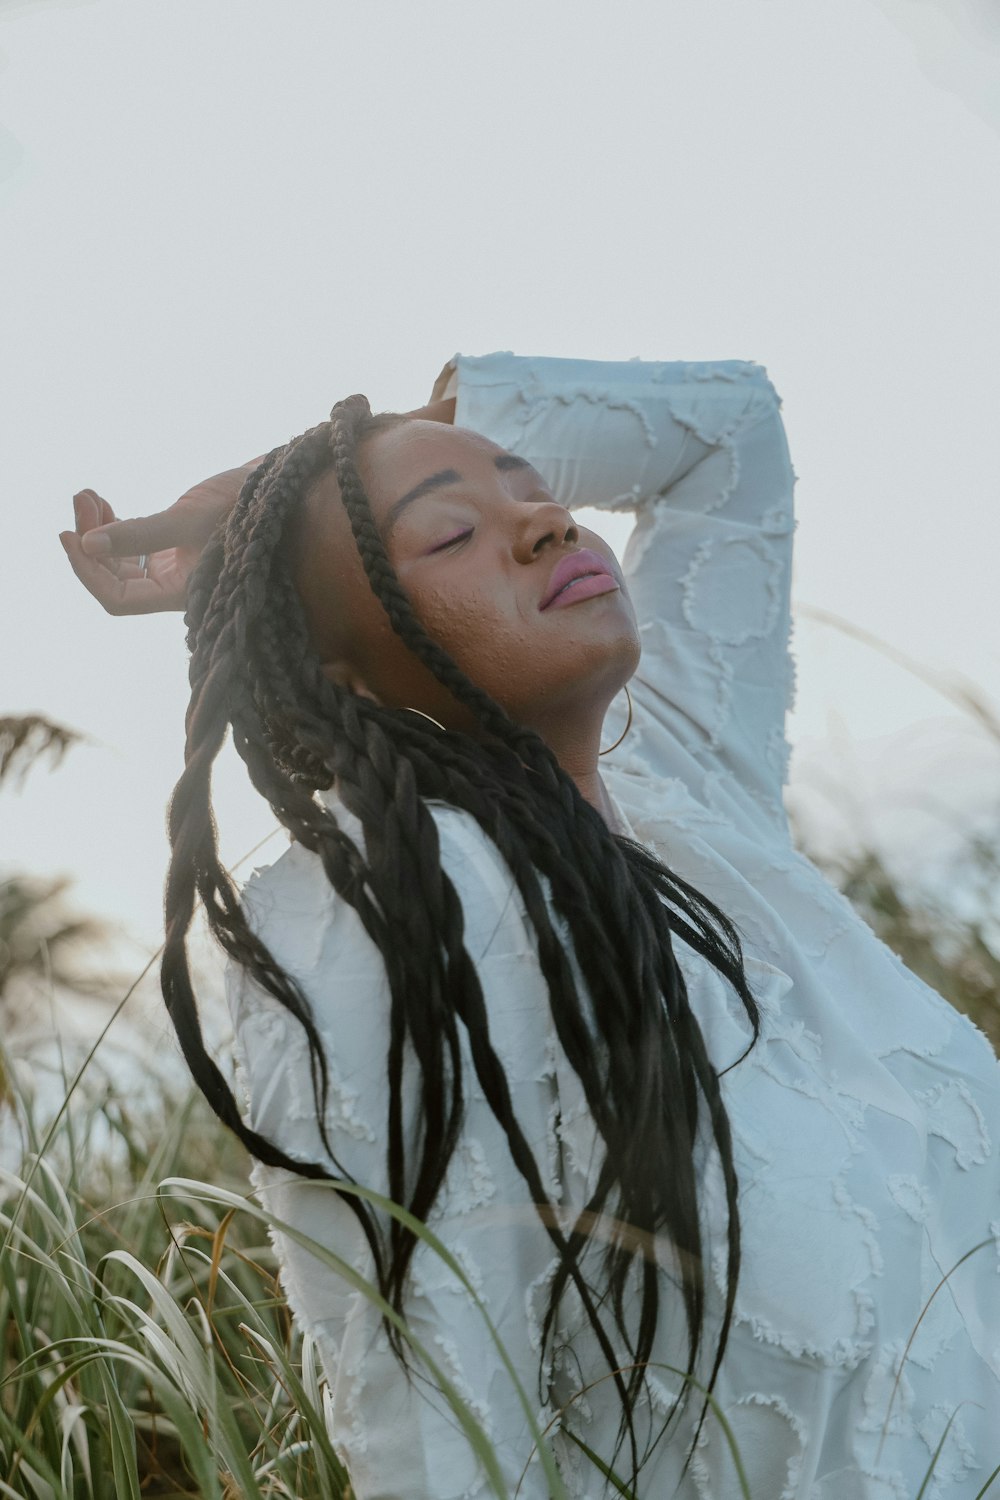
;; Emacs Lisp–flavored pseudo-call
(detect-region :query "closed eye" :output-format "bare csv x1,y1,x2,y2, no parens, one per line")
429,528,473,554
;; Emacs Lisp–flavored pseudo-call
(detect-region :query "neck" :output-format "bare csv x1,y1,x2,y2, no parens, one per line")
574,765,624,832
537,715,625,834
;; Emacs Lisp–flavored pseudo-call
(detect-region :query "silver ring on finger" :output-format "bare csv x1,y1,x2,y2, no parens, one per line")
136,553,149,575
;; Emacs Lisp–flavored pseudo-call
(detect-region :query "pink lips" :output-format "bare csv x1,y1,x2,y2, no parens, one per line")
539,548,620,611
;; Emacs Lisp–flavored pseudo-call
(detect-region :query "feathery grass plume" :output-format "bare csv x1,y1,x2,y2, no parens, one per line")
0,714,83,791
795,608,1000,1053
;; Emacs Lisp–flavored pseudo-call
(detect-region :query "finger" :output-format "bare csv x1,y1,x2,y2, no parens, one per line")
73,490,103,538
73,491,121,550
72,496,123,574
59,531,176,616
79,509,187,560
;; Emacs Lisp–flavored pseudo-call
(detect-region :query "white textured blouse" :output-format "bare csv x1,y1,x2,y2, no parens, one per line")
227,353,1000,1499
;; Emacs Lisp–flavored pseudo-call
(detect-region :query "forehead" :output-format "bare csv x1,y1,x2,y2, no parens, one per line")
358,421,506,514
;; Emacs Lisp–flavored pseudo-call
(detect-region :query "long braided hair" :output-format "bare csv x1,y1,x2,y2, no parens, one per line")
163,394,761,1485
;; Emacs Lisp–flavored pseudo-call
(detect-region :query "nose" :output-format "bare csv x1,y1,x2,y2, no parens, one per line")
510,496,579,564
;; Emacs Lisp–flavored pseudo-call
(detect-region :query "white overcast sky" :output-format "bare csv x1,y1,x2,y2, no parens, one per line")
2,0,999,957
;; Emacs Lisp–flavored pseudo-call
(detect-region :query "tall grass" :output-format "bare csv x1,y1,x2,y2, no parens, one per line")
0,1011,585,1499
2,1016,997,1497
793,606,1000,1051
0,1059,352,1498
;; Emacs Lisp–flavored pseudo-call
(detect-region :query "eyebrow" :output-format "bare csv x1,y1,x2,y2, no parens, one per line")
383,453,537,538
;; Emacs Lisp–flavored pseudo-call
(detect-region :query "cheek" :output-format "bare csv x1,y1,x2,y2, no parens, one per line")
412,578,533,680
405,569,640,716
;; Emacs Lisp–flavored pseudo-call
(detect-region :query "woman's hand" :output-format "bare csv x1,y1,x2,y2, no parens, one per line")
409,396,456,425
59,396,454,618
59,460,262,615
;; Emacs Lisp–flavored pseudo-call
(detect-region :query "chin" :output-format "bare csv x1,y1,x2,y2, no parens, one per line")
504,653,638,730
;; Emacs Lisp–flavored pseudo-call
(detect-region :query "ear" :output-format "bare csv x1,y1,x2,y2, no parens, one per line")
320,659,384,706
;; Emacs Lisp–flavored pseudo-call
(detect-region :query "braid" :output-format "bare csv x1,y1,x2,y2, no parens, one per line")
162,395,762,1488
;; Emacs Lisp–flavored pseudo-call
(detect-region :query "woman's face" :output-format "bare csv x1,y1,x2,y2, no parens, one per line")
294,420,641,742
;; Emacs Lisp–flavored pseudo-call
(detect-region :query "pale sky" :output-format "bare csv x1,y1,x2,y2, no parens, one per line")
2,0,999,957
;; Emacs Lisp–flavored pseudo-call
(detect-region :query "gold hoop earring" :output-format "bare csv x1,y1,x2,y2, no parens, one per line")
598,684,633,757
399,706,447,733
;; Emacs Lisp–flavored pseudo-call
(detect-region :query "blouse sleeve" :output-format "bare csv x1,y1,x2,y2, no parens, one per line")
430,352,798,825
226,828,566,1500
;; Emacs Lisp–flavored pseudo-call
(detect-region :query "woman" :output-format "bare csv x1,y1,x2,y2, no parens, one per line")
62,353,1000,1498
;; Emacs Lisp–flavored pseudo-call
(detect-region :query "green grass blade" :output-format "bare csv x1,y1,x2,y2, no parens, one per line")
878,1238,996,1458
97,1368,141,1500
161,1174,568,1500
914,1404,960,1500
974,1457,1000,1499
563,1431,636,1496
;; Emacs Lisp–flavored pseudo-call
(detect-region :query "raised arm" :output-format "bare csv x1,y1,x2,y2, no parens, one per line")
431,353,797,827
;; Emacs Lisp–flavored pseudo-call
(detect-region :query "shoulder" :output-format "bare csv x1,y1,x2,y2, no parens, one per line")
238,795,533,972
228,797,544,1107
237,835,343,986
